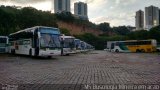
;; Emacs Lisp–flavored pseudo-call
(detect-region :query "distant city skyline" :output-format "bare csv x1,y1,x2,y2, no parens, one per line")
135,5,160,31
0,0,160,27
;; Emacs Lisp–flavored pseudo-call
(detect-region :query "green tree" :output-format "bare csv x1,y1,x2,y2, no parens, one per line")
97,22,110,32
55,11,75,22
60,28,71,36
127,30,149,40
112,26,130,35
0,6,58,36
0,6,17,35
149,25,160,42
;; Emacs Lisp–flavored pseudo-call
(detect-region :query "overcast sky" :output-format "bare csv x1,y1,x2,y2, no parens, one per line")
0,0,160,27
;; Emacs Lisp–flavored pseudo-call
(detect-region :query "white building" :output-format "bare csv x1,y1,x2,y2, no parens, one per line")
74,2,88,20
135,10,144,30
145,5,159,30
54,0,70,13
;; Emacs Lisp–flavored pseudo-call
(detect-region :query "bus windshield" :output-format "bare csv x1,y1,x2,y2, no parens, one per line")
64,38,75,48
81,42,86,49
39,28,61,48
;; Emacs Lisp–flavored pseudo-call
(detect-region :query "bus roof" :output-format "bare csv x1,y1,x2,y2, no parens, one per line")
9,26,59,36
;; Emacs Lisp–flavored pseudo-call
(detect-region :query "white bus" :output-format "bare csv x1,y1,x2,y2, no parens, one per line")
75,40,94,52
80,41,87,52
61,35,76,55
9,26,61,57
0,36,9,53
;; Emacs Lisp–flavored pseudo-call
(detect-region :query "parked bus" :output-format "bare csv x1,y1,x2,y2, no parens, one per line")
80,41,87,52
8,26,61,57
0,36,9,53
61,35,76,55
106,39,157,53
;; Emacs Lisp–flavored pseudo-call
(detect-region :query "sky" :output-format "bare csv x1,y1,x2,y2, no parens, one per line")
0,0,160,27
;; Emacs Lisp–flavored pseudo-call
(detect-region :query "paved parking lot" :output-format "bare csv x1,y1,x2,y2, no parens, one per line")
0,51,160,90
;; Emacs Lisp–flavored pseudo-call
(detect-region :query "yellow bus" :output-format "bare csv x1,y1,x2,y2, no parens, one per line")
107,39,157,53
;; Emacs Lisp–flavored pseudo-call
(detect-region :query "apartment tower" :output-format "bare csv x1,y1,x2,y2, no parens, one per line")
135,10,144,30
74,2,88,20
54,0,70,13
145,5,159,30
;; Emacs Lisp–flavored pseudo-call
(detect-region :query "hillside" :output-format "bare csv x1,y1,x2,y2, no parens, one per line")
57,21,103,36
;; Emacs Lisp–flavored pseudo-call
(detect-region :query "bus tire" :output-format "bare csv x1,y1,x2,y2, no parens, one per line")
115,49,119,53
29,49,32,57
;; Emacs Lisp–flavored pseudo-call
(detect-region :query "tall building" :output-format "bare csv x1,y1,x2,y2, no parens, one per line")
135,10,144,30
145,5,159,30
74,2,88,20
54,0,70,13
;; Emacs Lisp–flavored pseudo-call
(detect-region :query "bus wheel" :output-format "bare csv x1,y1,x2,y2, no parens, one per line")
29,49,32,57
115,49,119,53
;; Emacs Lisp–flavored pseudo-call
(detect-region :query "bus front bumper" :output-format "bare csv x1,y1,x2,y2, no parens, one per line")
39,50,61,56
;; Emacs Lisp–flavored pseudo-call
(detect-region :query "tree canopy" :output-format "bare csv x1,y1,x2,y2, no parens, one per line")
0,6,58,35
